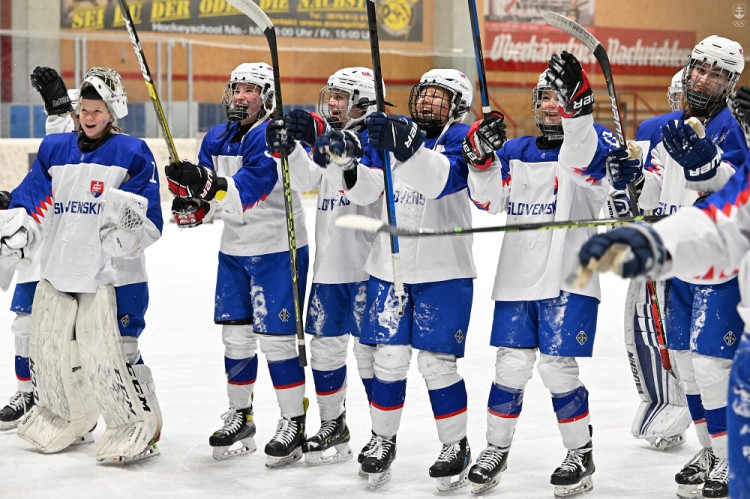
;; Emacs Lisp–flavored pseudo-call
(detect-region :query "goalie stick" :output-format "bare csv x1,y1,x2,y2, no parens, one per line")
335,213,663,237
116,0,179,164
544,12,672,372
225,0,307,367
467,0,492,119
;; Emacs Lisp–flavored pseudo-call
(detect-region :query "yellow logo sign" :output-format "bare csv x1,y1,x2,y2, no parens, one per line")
380,0,417,37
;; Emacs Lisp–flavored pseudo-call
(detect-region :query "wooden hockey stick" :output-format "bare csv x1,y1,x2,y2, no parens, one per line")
225,0,307,367
116,0,179,164
544,12,672,372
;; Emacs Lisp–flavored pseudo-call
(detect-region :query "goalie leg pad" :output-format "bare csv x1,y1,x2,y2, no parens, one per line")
75,284,159,462
17,280,99,453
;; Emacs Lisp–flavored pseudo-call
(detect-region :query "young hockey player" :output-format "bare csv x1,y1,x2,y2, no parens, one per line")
604,35,746,498
0,67,163,463
462,52,616,497
165,62,310,467
264,66,381,466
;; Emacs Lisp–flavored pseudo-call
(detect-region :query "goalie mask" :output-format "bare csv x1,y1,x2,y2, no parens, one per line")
531,70,563,140
668,69,685,113
318,67,379,131
222,62,275,122
409,68,472,136
683,35,744,116
78,67,128,119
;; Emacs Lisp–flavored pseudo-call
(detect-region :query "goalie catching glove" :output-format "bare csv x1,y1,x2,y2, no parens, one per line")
165,161,227,201
29,66,74,116
99,188,148,258
313,130,363,170
0,208,35,271
366,112,425,162
545,51,594,118
462,111,506,170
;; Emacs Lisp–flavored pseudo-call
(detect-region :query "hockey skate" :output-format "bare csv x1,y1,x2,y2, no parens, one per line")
468,444,510,494
646,431,686,451
303,411,353,466
265,413,306,468
358,431,378,478
209,407,257,461
70,423,97,447
675,447,715,498
550,440,595,498
429,436,471,492
361,434,396,489
0,391,34,430
702,457,728,498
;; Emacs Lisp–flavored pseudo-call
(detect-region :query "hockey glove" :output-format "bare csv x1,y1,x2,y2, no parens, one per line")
545,51,594,118
578,224,668,280
165,161,226,201
0,208,34,270
366,112,425,162
606,143,644,191
0,191,11,210
728,86,750,144
29,66,73,116
285,109,328,147
171,197,210,228
314,130,363,171
99,188,147,258
265,118,295,157
661,120,720,182
605,190,632,220
462,111,506,170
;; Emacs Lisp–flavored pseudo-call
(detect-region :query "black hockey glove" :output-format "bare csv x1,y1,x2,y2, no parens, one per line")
165,161,226,201
285,109,328,147
265,118,295,157
0,191,11,210
171,197,210,228
314,130,363,170
462,111,506,170
545,51,594,118
729,86,750,142
29,66,73,116
366,112,425,162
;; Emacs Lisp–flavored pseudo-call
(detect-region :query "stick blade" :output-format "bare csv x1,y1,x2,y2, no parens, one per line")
226,0,273,31
543,12,600,52
334,214,386,233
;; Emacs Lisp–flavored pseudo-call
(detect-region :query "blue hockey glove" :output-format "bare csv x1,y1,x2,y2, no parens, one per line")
462,110,506,170
661,120,720,182
366,112,425,162
284,109,327,147
606,144,644,191
314,130,363,170
578,224,668,279
265,118,295,157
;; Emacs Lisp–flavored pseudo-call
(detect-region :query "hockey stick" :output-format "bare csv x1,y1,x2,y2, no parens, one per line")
116,0,179,164
335,213,663,237
225,0,307,367
366,0,405,304
544,12,672,372
467,0,492,119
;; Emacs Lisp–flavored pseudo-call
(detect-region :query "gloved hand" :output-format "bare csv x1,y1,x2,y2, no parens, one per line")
265,118,295,157
729,85,750,126
545,51,594,118
285,109,327,147
29,66,73,116
462,110,506,170
661,120,720,182
0,191,11,210
578,224,668,280
313,130,363,170
165,161,226,201
171,197,211,228
606,143,644,191
366,112,425,162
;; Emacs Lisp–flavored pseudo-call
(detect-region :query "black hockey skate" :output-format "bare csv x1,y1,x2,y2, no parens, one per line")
0,390,34,430
303,411,353,466
361,434,397,489
209,407,257,461
701,456,728,498
550,439,595,498
468,444,510,494
675,447,715,498
429,436,471,491
265,413,306,468
358,431,378,478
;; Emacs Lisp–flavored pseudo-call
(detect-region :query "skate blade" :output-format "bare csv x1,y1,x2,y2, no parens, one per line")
553,476,593,498
71,432,95,446
471,475,501,495
676,483,703,498
0,421,20,431
368,469,392,489
649,434,686,451
436,472,470,492
100,443,160,464
358,465,368,478
212,438,257,461
265,446,303,468
304,442,353,466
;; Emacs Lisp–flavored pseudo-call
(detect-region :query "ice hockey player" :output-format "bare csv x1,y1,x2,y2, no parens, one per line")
0,67,163,463
463,52,618,497
603,35,746,498
165,62,310,467
265,66,381,466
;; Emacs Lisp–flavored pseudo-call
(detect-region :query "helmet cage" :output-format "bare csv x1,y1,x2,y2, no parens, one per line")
221,63,275,122
78,67,128,119
408,82,468,131
531,81,563,139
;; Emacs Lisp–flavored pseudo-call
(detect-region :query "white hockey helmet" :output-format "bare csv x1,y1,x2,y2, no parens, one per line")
222,62,275,122
531,70,563,139
409,68,473,132
683,35,745,114
318,67,380,130
667,69,684,113
78,67,128,119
